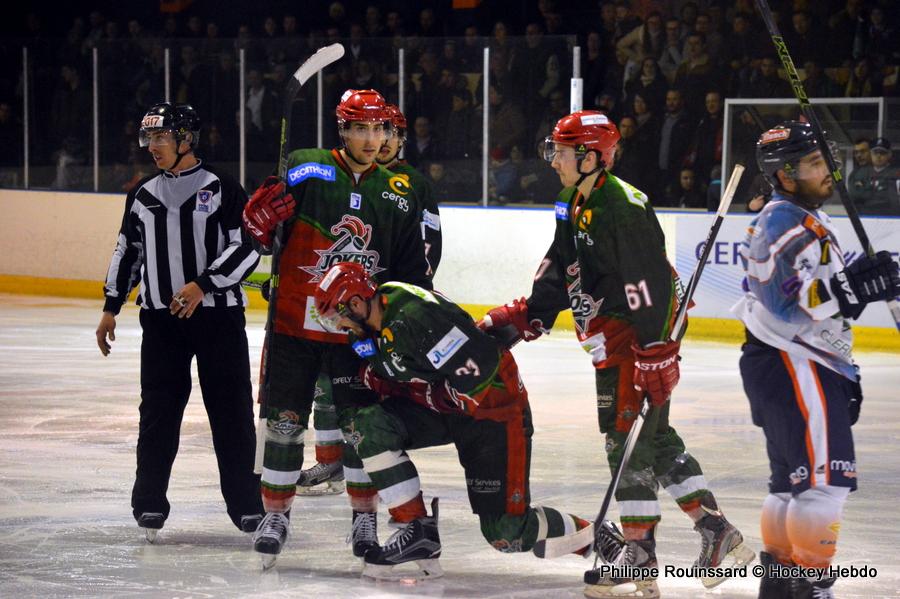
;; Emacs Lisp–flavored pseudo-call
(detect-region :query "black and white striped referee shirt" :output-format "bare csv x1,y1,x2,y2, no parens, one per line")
103,161,259,314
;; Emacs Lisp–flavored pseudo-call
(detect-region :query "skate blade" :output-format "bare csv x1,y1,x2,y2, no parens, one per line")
143,528,159,544
260,553,278,570
700,542,756,589
584,579,659,598
362,558,444,581
295,480,345,496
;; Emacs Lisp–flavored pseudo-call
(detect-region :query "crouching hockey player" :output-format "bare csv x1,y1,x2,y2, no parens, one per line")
313,262,592,580
479,111,754,597
735,121,900,598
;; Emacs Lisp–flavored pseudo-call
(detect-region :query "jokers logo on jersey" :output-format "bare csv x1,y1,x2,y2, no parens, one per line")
287,162,337,185
300,215,385,283
566,263,603,334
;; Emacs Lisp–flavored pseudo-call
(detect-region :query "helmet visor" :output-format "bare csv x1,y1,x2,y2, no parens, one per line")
539,137,580,163
342,121,394,142
139,128,176,148
312,303,349,334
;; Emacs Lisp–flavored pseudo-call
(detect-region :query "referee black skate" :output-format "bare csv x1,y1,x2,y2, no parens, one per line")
96,102,264,543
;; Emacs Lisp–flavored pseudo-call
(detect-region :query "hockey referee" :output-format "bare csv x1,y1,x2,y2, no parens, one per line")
95,102,264,542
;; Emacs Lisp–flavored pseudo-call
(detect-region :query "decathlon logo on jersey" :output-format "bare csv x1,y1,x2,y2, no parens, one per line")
287,162,336,184
196,190,212,212
352,339,376,358
427,326,468,368
555,202,568,220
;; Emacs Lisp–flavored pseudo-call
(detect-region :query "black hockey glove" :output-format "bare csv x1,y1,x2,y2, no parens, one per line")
849,365,863,426
829,251,900,319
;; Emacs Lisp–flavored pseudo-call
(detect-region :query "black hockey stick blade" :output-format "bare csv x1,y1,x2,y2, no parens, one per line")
755,0,900,332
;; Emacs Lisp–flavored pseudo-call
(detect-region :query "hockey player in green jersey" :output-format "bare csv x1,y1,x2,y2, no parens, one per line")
241,89,431,568
313,262,592,581
297,104,442,497
479,111,754,597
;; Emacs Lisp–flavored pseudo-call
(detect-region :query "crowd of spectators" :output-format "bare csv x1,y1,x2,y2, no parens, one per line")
1,0,898,212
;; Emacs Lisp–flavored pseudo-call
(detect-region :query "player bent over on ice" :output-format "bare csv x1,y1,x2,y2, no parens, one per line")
479,111,754,598
735,122,900,598
313,262,592,580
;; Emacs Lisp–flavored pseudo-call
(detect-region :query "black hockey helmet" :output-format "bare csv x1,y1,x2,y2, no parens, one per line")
139,102,201,149
756,121,822,188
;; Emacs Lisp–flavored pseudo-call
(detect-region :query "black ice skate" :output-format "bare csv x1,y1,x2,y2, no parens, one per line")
790,575,837,599
253,511,290,570
757,552,793,599
693,508,756,588
240,513,264,534
594,519,627,563
362,497,443,581
347,511,379,558
138,512,164,544
584,538,659,599
296,460,345,495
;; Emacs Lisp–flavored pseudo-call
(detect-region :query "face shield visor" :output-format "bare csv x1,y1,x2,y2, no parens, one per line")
538,137,583,163
341,120,394,142
139,128,177,148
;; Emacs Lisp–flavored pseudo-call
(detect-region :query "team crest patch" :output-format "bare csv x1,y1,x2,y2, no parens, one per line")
566,263,603,334
299,215,385,283
196,190,212,212
271,410,302,435
287,162,336,184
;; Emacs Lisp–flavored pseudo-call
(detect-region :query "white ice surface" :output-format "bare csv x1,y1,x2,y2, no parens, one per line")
0,294,898,598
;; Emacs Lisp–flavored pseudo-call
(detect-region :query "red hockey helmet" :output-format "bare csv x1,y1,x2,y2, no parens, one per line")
314,262,378,332
336,89,393,124
541,111,620,169
385,103,407,142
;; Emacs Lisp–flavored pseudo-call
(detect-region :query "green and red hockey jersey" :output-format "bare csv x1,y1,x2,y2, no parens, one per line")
526,173,683,366
352,283,524,416
275,148,431,343
389,161,442,276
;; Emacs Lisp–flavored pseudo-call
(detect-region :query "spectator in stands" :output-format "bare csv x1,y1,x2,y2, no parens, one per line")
425,161,452,203
802,59,842,98
631,92,661,197
688,90,723,188
407,116,441,166
441,89,478,160
694,11,723,59
459,25,482,72
487,83,526,153
862,6,899,64
626,56,667,115
533,88,568,149
739,55,792,99
827,0,866,65
674,32,715,115
848,137,900,215
743,172,773,213
583,31,606,111
365,5,383,37
245,69,279,161
385,10,403,37
489,146,518,204
845,56,882,97
185,15,203,38
783,10,825,67
847,137,871,198
0,102,19,169
665,167,705,209
616,10,665,63
658,17,684,84
720,13,758,94
440,40,462,73
613,1,642,42
657,89,693,200
612,115,641,184
677,2,700,40
511,23,551,130
50,65,91,143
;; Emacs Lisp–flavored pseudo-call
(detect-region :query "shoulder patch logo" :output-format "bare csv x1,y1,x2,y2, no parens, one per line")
196,189,212,212
287,162,336,185
389,173,411,195
578,209,592,231
352,338,377,358
426,326,468,368
555,202,568,220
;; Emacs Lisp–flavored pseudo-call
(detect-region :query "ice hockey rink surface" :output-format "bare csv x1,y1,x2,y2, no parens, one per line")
1,293,897,598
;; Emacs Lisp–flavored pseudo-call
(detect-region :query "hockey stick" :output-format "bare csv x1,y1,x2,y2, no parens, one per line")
755,0,900,332
254,43,346,473
534,164,745,560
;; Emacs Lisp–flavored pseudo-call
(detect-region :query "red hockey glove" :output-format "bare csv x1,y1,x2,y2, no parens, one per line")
477,297,542,344
359,363,410,398
632,340,681,406
242,176,296,247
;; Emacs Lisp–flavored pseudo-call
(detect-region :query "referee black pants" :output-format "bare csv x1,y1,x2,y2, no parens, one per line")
132,307,263,529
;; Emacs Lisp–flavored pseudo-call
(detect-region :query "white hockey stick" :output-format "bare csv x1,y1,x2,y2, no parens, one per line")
255,43,346,474
534,164,745,560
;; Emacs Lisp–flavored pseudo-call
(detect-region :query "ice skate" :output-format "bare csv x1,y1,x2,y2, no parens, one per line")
240,513,263,535
253,512,290,570
583,538,659,598
693,509,755,589
757,552,793,599
594,519,626,563
138,512,164,544
362,497,443,581
346,510,379,558
790,576,836,599
296,460,345,495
